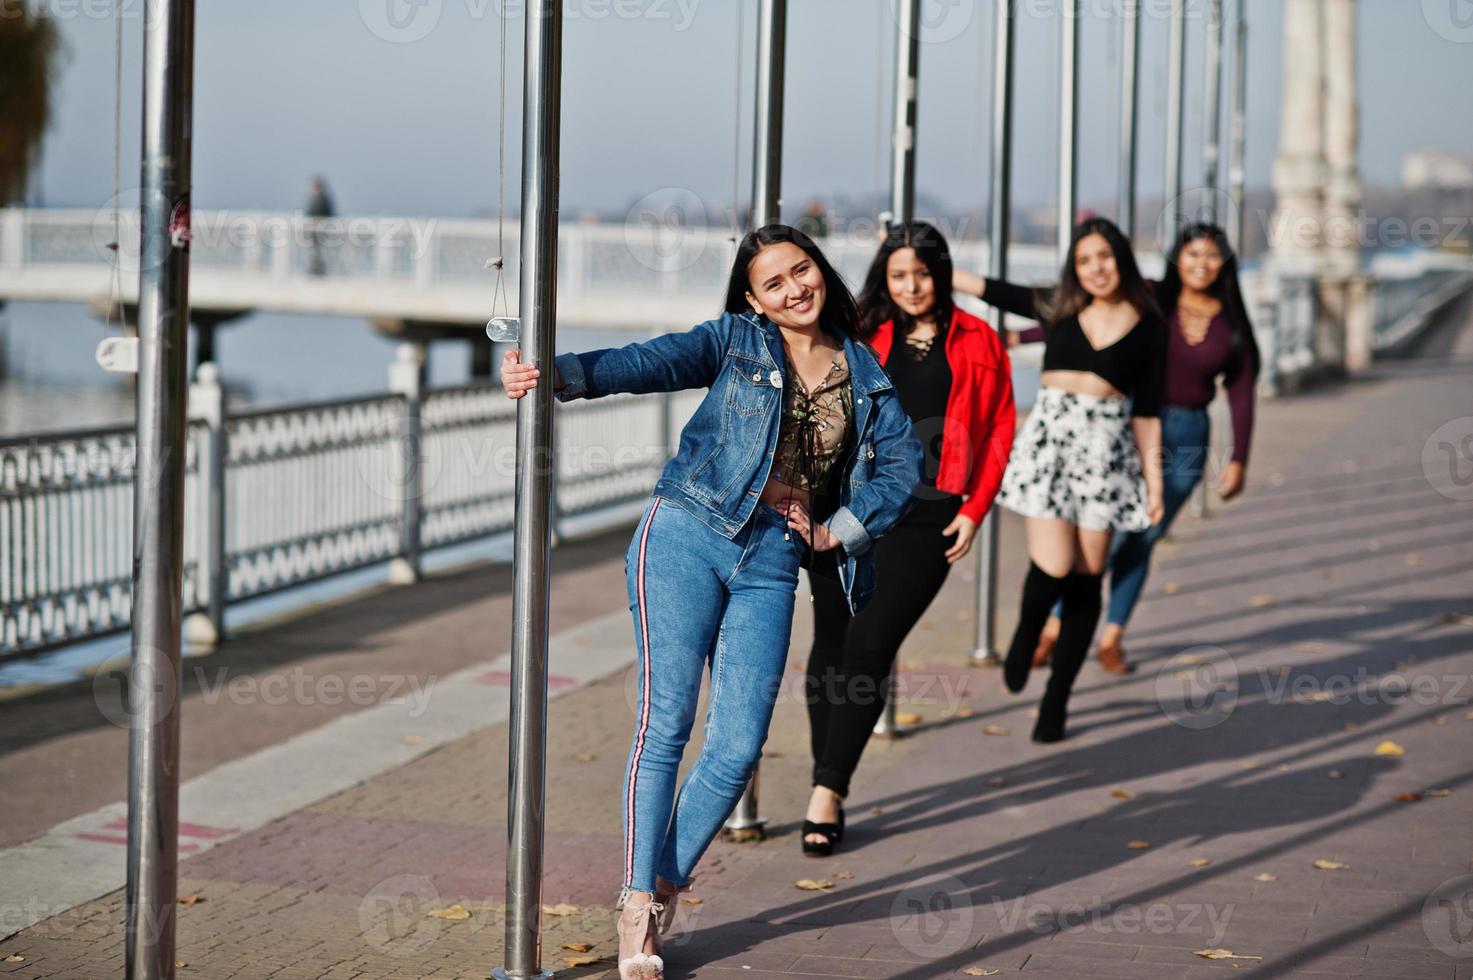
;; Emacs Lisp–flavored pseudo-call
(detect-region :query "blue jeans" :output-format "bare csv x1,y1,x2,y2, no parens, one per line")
620,496,801,899
1050,406,1210,629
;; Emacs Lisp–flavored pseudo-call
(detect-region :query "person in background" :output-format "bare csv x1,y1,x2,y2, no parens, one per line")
305,176,334,276
957,222,1258,674
795,199,829,240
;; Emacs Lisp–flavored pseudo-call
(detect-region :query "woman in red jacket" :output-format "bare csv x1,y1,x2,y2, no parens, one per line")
800,221,1016,856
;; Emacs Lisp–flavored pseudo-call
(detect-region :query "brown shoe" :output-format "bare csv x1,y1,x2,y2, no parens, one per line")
1097,637,1135,675
1032,617,1060,668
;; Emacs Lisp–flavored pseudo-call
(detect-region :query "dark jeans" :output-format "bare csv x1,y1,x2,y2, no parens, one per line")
806,495,960,798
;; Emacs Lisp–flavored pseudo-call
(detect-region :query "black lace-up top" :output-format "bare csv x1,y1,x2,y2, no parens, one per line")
769,350,853,493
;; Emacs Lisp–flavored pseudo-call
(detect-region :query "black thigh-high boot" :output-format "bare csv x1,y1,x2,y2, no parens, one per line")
1004,563,1070,693
1033,571,1103,743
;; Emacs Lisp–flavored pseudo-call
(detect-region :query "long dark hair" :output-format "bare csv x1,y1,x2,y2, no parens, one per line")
1158,223,1260,385
722,224,860,341
1041,217,1161,326
855,220,956,338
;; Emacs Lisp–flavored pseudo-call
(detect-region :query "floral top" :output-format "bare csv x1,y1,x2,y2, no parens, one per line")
769,349,853,493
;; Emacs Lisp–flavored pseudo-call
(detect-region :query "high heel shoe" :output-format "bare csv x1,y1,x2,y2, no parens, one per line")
616,898,665,980
800,803,845,858
652,877,694,935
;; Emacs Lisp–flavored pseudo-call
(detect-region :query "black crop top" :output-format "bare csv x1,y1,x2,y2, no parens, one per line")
983,278,1166,418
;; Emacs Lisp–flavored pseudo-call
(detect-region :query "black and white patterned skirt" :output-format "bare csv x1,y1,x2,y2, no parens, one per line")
996,387,1151,532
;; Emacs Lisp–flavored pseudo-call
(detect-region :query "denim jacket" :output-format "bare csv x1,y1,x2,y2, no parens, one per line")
554,310,922,612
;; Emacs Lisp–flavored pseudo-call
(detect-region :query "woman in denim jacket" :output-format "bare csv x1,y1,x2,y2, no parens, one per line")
502,224,921,980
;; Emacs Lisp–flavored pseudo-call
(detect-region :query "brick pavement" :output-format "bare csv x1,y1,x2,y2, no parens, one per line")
2,308,1472,978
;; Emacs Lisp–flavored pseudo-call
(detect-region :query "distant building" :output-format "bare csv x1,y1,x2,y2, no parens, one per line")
1403,149,1473,191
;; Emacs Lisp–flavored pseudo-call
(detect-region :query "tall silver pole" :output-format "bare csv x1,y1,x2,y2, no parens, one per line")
874,0,923,736
125,0,194,975
1202,0,1225,222
972,0,1016,668
889,0,921,225
1058,0,1080,256
494,1,560,977
1164,0,1187,229
1118,0,1141,240
1228,1,1248,248
751,0,786,226
726,0,786,837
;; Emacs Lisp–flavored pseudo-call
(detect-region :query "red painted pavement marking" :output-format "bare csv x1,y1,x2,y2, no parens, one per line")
474,669,577,691
104,818,240,840
75,833,200,854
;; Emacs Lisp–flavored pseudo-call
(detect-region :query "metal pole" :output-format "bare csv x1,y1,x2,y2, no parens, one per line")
726,0,786,840
1228,0,1248,249
751,0,786,227
972,0,1016,668
889,0,921,226
1118,0,1141,240
125,0,194,974
874,0,923,736
1164,0,1187,230
494,0,560,976
1058,0,1080,257
1202,0,1225,221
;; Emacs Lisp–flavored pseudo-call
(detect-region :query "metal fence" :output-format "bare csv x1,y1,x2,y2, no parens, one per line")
0,364,697,660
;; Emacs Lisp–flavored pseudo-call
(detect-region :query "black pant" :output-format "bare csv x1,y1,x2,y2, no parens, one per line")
806,495,960,797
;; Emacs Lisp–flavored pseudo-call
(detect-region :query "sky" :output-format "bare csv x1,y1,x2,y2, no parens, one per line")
26,0,1473,227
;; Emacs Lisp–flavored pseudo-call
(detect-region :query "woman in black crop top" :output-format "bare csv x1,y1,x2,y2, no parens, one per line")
971,217,1166,743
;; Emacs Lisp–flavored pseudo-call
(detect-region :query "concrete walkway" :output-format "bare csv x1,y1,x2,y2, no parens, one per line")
2,304,1472,978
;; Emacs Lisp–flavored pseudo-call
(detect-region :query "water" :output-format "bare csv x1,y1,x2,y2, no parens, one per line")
0,301,1036,687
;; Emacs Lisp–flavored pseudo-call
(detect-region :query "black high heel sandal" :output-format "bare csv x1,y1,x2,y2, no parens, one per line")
800,804,845,858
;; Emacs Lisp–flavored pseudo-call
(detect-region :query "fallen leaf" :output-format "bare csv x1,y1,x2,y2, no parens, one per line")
1127,840,1151,850
1193,948,1263,961
896,712,923,725
1327,770,1344,779
4,955,24,963
1427,788,1451,797
868,806,884,815
1253,873,1278,882
1295,691,1334,703
1250,594,1276,607
178,894,204,906
543,903,580,917
427,904,471,921
1190,857,1212,867
1312,859,1351,871
1394,792,1423,803
1373,740,1406,757
986,776,1006,787
953,706,975,719
1405,553,1422,566
561,942,594,953
1110,788,1136,799
1177,654,1202,665
1162,581,1180,595
680,897,704,905
175,962,188,969
962,969,1002,977
574,752,595,763
562,954,602,967
795,879,834,891
402,735,425,745
982,724,1010,736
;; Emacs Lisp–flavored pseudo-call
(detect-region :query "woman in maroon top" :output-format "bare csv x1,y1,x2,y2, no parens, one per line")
957,223,1259,673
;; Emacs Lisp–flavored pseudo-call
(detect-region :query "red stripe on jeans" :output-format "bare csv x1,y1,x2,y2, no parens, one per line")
626,498,661,888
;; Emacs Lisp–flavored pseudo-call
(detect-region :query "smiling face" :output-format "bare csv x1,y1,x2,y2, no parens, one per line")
886,247,937,321
1073,232,1122,301
1176,236,1225,293
744,242,827,331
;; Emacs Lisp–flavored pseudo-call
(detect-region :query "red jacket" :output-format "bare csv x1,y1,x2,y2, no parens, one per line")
871,308,1017,525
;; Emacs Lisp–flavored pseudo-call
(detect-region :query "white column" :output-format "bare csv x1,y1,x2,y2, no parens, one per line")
1322,0,1361,274
1270,0,1327,270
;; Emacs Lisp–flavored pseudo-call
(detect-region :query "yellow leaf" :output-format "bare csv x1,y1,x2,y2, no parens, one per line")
1250,594,1276,607
426,904,471,921
1405,553,1422,566
1295,691,1333,703
561,942,594,953
402,735,425,745
1127,840,1150,850
896,712,924,725
1253,873,1278,882
1162,581,1179,595
982,724,1010,736
953,706,975,719
562,954,601,967
1110,788,1135,799
543,903,581,916
681,897,704,905
1190,857,1212,867
1312,859,1351,871
1427,788,1451,797
4,955,25,963
1373,740,1405,757
1193,948,1263,961
962,969,1002,977
795,879,834,891
175,962,188,969
574,752,595,763
178,894,204,906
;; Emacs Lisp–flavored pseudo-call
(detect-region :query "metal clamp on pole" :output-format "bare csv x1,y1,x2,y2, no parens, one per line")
124,0,195,976
973,0,1016,668
723,0,786,843
493,0,561,977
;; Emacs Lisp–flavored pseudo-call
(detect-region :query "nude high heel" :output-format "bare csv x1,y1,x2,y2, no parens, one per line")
616,898,665,980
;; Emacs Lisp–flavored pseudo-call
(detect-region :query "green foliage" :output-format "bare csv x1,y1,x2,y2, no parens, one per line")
0,0,64,205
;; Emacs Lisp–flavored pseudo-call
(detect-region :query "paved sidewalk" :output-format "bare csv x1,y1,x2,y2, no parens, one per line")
2,308,1473,979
